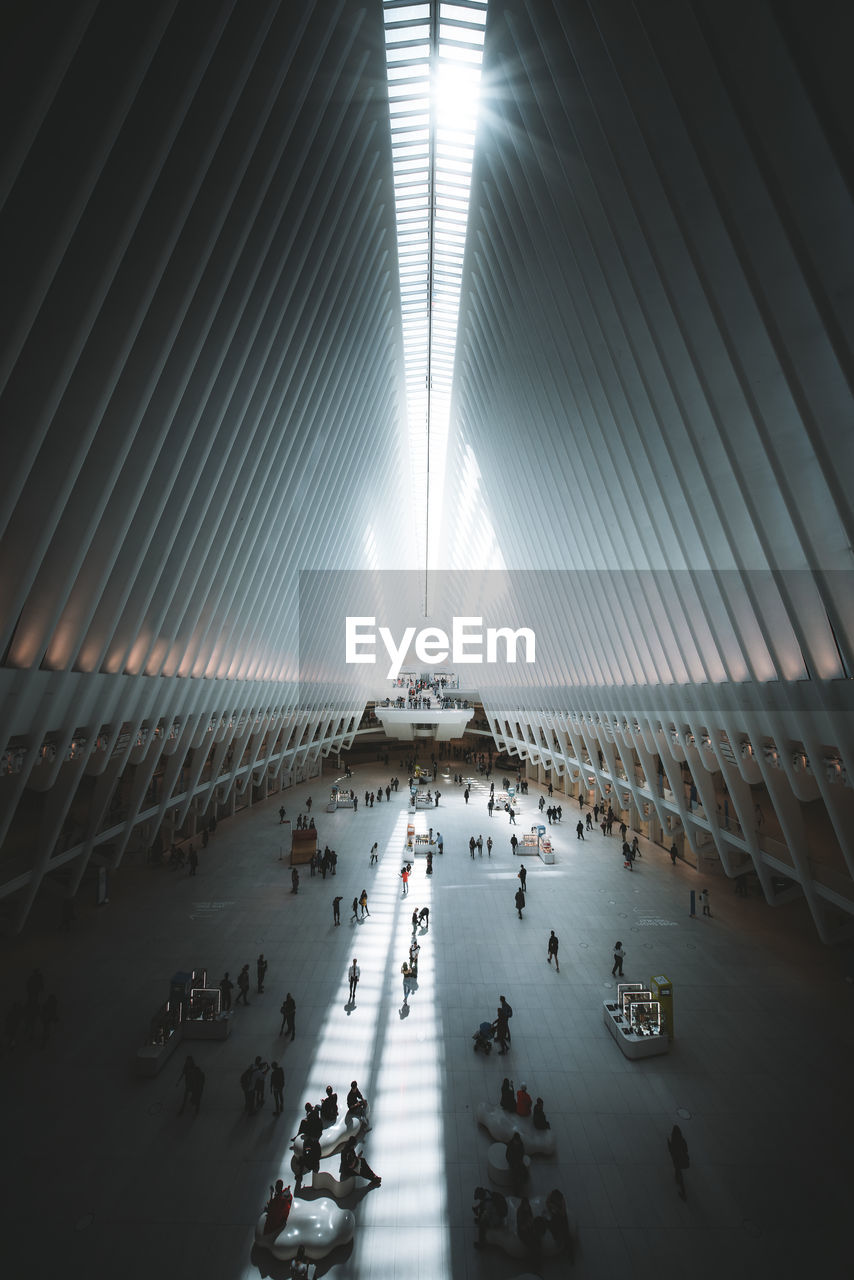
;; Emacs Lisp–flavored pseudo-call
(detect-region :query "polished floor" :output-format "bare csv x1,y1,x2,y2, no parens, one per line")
1,760,850,1280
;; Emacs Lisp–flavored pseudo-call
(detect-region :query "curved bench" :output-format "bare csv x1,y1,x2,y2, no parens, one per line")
293,1110,365,1159
311,1169,363,1198
487,1141,531,1188
254,1196,355,1260
477,1104,556,1156
482,1194,570,1260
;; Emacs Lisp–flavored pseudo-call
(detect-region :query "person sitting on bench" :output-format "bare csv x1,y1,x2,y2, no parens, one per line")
339,1137,381,1186
320,1085,338,1124
262,1180,292,1238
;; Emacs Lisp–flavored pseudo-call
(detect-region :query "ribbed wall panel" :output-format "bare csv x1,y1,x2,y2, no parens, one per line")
441,0,854,938
0,1,413,927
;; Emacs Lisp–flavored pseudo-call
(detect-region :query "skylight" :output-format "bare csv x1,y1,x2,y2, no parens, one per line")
383,0,488,587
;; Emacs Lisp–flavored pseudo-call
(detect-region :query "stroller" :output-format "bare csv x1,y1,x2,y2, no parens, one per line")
472,1020,495,1054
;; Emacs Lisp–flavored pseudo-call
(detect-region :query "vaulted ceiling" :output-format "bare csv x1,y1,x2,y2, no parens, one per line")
1,0,853,935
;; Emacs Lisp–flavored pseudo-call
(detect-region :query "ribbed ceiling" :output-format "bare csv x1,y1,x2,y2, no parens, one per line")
1,0,853,935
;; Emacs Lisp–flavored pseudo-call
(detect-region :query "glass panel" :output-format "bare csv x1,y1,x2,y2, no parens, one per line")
386,42,430,61
386,3,431,19
436,43,482,63
385,25,430,44
438,22,485,44
389,95,431,113
440,3,488,21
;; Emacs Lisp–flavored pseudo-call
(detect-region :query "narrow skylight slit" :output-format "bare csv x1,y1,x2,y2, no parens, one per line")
383,0,488,591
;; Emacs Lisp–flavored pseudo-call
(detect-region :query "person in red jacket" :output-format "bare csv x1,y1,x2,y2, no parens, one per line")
516,1082,532,1116
262,1180,292,1237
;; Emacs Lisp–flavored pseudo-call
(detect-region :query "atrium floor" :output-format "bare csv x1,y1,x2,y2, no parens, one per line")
1,760,850,1280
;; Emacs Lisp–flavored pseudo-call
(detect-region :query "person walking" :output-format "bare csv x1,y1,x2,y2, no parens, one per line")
510,834,518,855
476,835,483,856
518,864,527,892
291,866,299,894
700,888,712,917
351,896,359,922
515,887,525,919
498,995,513,1042
508,807,517,825
668,1125,690,1200
670,842,678,864
494,1003,511,1054
486,836,493,856
487,798,494,818
237,964,251,1005
547,930,560,972
437,832,443,854
187,845,199,876
256,954,268,994
401,866,409,895
177,1055,197,1115
240,1061,256,1114
348,958,360,1002
176,1056,204,1116
370,842,378,864
220,972,233,1011
359,889,370,918
412,908,419,934
576,820,585,840
611,941,626,977
270,1060,285,1116
252,1056,269,1109
333,895,342,925
280,992,296,1039
279,805,286,824
469,836,476,858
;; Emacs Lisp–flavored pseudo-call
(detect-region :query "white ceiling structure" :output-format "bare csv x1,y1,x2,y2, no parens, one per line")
0,0,853,938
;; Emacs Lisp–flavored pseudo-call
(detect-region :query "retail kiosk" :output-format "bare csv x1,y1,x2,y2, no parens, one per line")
603,982,670,1060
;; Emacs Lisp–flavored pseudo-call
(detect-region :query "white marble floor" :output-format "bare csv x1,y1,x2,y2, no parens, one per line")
0,761,850,1280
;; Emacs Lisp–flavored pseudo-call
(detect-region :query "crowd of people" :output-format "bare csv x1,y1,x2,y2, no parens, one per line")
287,1079,379,1191
87,748,693,1267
